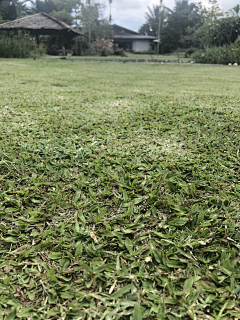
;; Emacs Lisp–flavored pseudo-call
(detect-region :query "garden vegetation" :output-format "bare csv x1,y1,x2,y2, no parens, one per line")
2,0,240,62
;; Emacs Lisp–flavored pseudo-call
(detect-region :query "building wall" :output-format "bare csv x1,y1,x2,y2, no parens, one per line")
132,40,150,51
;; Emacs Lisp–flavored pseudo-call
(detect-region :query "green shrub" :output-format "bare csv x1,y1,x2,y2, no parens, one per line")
30,43,47,59
114,47,126,56
92,39,113,56
192,38,240,64
72,36,88,56
133,50,156,54
0,33,40,58
185,47,198,58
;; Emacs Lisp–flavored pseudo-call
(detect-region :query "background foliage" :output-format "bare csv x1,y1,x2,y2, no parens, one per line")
192,37,240,64
2,0,240,58
0,0,109,39
0,32,44,58
140,0,240,54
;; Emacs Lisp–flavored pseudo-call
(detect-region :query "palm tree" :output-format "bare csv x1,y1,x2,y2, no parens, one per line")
157,0,163,55
139,2,172,38
143,1,172,53
233,4,240,15
109,0,112,22
147,3,173,17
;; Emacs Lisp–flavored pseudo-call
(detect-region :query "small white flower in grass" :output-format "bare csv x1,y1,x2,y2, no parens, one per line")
89,231,98,243
234,63,238,66
109,280,117,294
145,256,152,263
228,63,232,66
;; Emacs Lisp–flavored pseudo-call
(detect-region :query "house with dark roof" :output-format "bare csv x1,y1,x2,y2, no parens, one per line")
0,12,84,37
0,13,85,54
0,12,84,45
112,25,157,52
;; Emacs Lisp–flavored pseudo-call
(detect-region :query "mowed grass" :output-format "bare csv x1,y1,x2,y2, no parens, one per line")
0,59,240,320
45,53,186,62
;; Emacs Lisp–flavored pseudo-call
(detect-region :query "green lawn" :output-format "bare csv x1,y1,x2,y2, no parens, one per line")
1,59,240,320
45,53,186,62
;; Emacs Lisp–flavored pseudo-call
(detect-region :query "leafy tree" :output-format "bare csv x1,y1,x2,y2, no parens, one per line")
52,0,80,13
27,0,81,24
51,0,81,25
195,0,225,47
94,18,112,39
167,1,204,52
51,10,73,25
164,1,205,51
0,0,28,21
29,0,56,14
0,0,17,21
76,1,107,44
140,0,205,53
196,15,240,47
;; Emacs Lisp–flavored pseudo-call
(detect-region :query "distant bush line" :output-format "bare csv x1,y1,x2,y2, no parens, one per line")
0,34,45,58
192,37,240,65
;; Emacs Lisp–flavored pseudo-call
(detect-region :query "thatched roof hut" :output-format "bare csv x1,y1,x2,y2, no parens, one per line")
0,12,84,38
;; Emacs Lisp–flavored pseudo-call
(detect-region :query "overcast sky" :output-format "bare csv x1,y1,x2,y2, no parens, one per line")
98,0,239,32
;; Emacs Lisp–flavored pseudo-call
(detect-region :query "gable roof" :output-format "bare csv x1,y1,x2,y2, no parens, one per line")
113,24,141,35
113,34,157,40
113,24,157,40
0,12,84,36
